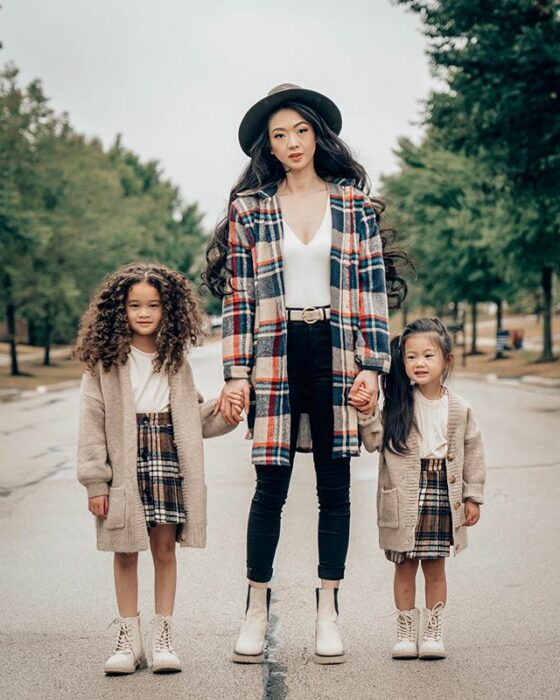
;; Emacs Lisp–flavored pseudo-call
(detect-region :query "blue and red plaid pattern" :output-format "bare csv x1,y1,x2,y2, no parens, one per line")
136,412,186,528
386,458,452,563
222,179,390,467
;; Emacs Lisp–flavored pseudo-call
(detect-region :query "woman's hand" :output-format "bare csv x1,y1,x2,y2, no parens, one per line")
89,495,108,519
348,386,374,415
214,379,251,425
349,370,379,414
464,500,481,526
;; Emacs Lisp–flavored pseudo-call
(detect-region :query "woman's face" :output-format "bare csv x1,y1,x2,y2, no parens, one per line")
268,108,317,172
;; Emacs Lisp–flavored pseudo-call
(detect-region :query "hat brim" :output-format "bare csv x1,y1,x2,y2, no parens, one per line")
238,87,342,156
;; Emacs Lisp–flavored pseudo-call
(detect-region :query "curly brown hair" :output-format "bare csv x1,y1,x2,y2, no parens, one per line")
74,262,206,374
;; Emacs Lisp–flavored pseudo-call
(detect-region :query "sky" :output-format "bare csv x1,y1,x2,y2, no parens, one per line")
2,0,436,227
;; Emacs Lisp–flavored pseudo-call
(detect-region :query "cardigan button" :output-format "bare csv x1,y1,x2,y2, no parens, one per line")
448,453,455,461
455,525,461,532
454,501,461,510
142,416,149,425
449,475,456,484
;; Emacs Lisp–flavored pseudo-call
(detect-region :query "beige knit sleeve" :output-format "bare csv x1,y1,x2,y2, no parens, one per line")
358,407,384,453
76,372,112,498
462,406,486,504
197,392,237,439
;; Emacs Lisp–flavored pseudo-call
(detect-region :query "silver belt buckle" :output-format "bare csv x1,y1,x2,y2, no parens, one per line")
302,306,321,324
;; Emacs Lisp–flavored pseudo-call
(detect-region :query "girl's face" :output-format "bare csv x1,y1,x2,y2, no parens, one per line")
268,108,317,172
403,333,448,389
126,282,162,339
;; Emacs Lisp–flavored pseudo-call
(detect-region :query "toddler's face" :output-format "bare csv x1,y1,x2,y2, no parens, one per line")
403,333,447,387
126,283,162,339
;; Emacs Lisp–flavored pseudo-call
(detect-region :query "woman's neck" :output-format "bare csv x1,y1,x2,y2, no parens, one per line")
278,164,325,196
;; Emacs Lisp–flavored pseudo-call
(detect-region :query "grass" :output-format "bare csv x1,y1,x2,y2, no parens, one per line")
0,350,83,392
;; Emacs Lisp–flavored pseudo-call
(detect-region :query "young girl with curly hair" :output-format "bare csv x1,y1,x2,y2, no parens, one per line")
75,262,237,675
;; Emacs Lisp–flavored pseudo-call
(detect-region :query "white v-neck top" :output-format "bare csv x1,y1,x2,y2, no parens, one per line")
414,387,449,459
129,345,170,413
283,198,332,308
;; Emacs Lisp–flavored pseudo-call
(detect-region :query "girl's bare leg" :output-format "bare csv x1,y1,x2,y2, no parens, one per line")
394,559,420,610
114,552,139,617
150,524,178,616
421,558,447,608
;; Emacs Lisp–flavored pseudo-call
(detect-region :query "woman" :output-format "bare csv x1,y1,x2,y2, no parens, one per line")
202,83,407,664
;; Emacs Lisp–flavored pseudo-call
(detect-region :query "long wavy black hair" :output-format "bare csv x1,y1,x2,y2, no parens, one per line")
201,101,410,308
382,318,454,455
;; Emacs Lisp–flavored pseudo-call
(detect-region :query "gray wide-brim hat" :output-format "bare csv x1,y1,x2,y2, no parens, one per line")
238,83,342,156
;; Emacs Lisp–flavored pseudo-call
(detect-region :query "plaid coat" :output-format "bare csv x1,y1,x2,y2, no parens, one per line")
222,179,390,467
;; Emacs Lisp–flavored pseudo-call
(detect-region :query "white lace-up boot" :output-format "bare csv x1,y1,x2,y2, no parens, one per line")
150,615,182,673
104,615,147,674
419,602,446,659
232,586,271,663
391,609,420,659
314,588,345,664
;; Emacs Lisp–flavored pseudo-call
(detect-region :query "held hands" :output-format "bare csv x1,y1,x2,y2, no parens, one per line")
464,500,481,527
213,378,250,425
89,495,108,519
348,370,379,415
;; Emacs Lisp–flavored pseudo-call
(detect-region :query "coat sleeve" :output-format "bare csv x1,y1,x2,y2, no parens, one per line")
356,197,391,374
462,406,486,504
358,406,384,453
197,391,237,439
222,201,256,382
76,371,112,498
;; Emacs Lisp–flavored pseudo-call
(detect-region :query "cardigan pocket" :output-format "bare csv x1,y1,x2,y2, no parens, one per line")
378,487,399,529
105,487,126,530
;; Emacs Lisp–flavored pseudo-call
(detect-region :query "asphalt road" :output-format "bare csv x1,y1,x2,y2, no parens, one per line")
1,341,559,700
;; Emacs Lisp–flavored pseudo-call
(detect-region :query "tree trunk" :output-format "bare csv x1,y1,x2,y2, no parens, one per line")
401,304,408,330
495,299,504,359
43,321,52,366
4,272,21,376
451,300,459,323
470,301,478,355
540,266,554,362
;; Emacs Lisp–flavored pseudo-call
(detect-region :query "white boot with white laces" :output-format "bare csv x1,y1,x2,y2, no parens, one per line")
392,608,420,659
314,588,345,664
419,602,446,659
104,615,147,674
150,614,182,673
232,586,271,663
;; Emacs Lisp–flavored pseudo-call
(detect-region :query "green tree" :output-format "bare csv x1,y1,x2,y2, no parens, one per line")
396,0,560,360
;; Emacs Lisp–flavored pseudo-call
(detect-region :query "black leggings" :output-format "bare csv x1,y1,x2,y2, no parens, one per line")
246,320,351,583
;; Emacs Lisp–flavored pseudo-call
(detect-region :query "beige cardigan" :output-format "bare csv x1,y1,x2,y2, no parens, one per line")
359,390,486,555
76,357,233,553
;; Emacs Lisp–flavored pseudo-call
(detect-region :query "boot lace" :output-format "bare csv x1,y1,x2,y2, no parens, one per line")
152,616,174,654
396,611,415,642
109,618,134,654
423,602,444,641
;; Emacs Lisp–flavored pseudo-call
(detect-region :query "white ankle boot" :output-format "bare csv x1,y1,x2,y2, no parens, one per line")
232,586,271,663
314,588,345,664
104,615,147,674
392,608,420,659
419,602,446,659
150,614,182,673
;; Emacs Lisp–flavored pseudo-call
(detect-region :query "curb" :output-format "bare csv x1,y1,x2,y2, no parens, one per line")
455,371,560,391
0,379,81,403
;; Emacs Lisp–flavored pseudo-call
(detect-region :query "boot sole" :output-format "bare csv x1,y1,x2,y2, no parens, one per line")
153,666,182,674
392,652,418,659
232,651,265,664
419,653,446,660
313,653,346,665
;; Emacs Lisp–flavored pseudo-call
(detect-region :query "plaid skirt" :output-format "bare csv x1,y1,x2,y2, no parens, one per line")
385,458,452,564
136,412,186,530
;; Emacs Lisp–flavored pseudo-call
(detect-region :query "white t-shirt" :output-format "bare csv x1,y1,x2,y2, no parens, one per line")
283,199,332,308
414,388,449,459
129,345,170,413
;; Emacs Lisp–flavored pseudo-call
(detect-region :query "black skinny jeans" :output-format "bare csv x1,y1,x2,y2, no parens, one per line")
246,320,351,583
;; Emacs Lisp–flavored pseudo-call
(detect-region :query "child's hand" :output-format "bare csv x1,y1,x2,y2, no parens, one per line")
227,390,245,422
348,386,374,415
89,495,108,519
464,500,480,526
